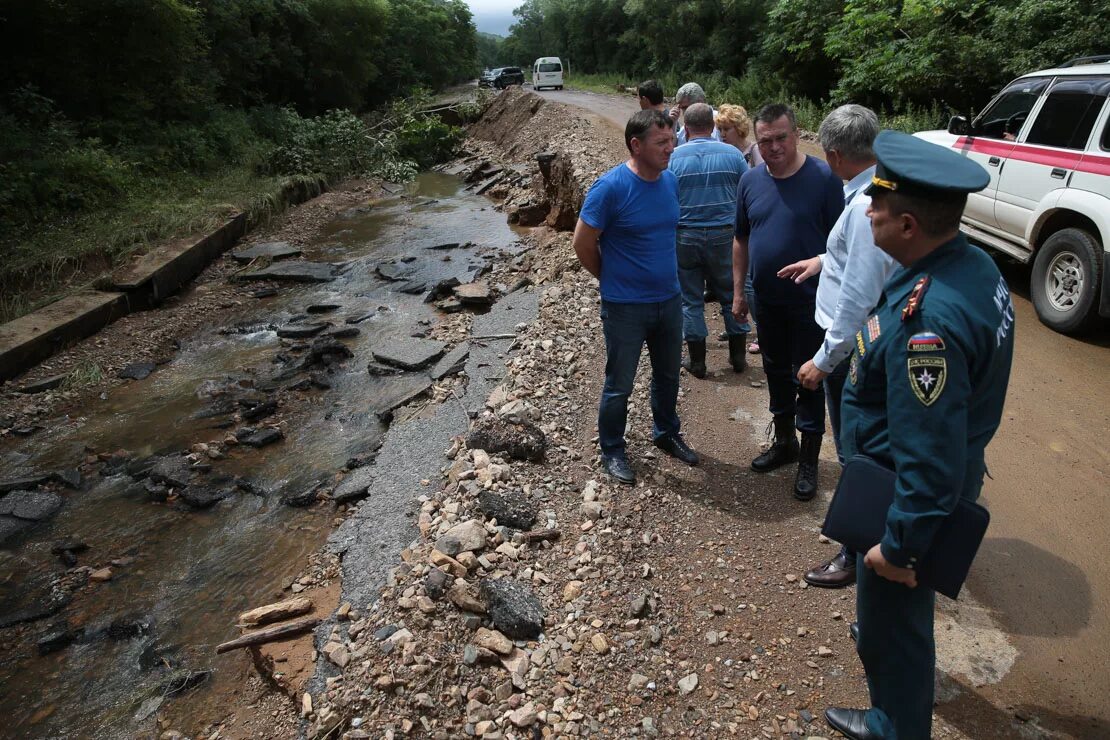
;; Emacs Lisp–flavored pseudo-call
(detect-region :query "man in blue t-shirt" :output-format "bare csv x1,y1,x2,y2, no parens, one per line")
668,102,749,378
732,103,844,500
573,109,700,486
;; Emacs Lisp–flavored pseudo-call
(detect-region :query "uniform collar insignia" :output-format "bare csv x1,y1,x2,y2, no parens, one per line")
901,275,930,322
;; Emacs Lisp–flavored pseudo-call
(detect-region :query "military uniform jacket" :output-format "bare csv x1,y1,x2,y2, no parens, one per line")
840,234,1015,570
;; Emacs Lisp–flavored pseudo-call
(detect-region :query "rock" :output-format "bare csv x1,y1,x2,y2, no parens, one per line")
447,582,486,614
453,282,494,306
327,326,359,339
480,578,544,639
281,481,323,507
678,673,699,695
473,627,513,655
117,362,157,381
423,277,461,303
580,501,603,521
230,241,302,263
562,580,584,602
178,486,229,509
590,633,610,655
508,702,538,728
431,550,468,578
435,519,488,556
366,362,402,376
107,615,151,639
276,323,328,339
630,592,651,618
477,490,537,530
373,625,399,641
17,374,68,394
462,644,479,665
323,642,350,668
148,456,192,488
0,491,64,521
306,303,340,314
238,261,336,283
425,568,450,599
52,468,82,489
628,673,650,692
241,428,283,448
465,417,546,462
372,338,445,371
37,625,82,655
242,399,278,422
429,343,470,380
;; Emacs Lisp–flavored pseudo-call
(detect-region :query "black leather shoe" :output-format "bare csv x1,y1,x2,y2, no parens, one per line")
602,456,635,485
825,707,880,739
849,622,859,642
804,550,856,588
653,434,699,466
751,416,798,473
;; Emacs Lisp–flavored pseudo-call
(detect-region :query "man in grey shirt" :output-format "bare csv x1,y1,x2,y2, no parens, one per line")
778,105,897,589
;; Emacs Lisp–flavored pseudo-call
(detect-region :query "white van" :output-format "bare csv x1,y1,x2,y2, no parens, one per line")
532,57,564,90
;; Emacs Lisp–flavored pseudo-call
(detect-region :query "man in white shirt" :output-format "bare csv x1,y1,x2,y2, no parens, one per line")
778,104,897,589
670,82,721,146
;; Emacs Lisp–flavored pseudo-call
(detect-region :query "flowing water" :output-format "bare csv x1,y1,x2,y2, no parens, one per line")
0,173,525,737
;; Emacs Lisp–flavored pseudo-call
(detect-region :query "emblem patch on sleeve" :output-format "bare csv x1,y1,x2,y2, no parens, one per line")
908,357,946,406
907,332,945,352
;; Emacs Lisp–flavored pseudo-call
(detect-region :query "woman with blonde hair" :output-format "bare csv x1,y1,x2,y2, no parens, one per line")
717,104,763,168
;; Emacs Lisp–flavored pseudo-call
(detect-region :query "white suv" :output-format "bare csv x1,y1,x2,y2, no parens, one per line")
916,55,1110,334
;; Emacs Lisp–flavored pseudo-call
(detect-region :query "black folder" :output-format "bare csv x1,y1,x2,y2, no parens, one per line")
821,455,990,599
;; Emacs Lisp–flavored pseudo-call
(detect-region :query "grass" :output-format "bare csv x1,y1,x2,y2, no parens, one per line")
0,166,321,324
562,72,948,134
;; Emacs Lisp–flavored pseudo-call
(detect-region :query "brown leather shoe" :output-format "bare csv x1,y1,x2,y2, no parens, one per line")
804,550,856,588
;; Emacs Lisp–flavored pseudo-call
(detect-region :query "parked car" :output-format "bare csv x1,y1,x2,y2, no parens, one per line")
532,57,564,90
478,68,498,88
490,66,523,88
915,55,1110,334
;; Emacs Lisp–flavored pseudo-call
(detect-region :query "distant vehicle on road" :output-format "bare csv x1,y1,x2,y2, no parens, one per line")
480,67,525,89
916,55,1110,334
533,57,564,90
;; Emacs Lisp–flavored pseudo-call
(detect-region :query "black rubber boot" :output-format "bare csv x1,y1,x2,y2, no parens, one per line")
727,333,748,373
794,432,822,500
683,339,707,379
751,415,799,472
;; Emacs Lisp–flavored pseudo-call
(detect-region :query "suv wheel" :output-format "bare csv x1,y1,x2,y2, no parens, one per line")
1031,227,1103,334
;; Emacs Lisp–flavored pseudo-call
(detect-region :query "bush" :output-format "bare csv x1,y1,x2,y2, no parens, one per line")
394,116,464,170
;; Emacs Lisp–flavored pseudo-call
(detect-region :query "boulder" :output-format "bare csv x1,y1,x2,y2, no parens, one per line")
480,578,545,639
149,456,192,488
276,323,328,339
178,486,229,509
118,362,157,381
465,417,546,462
477,490,537,530
241,428,283,448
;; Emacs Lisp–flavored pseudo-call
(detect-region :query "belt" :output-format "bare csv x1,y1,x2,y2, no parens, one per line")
677,224,733,230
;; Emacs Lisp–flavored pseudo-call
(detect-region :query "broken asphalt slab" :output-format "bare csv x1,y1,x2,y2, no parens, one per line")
372,337,445,371
236,261,337,283
230,241,303,264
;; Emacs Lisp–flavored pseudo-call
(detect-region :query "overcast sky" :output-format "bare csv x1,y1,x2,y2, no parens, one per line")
467,0,519,37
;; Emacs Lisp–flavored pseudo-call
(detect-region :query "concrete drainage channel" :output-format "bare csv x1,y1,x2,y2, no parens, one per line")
0,177,325,383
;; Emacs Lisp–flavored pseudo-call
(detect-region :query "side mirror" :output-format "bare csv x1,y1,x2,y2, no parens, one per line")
948,116,970,136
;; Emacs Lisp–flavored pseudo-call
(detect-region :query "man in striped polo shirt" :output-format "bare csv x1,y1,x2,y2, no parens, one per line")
668,103,750,377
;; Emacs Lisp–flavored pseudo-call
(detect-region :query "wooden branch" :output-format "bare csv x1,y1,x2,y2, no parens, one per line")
523,528,561,543
237,596,313,628
216,615,321,654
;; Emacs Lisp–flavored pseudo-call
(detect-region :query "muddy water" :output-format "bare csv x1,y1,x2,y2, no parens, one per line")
0,173,524,737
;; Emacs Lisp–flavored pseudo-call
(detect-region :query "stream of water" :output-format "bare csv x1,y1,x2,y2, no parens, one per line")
0,172,524,737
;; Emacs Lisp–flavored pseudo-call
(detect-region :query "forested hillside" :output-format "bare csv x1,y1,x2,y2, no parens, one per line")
0,0,479,317
499,0,1108,118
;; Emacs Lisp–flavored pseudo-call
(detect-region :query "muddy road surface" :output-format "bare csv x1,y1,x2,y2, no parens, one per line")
535,83,1110,735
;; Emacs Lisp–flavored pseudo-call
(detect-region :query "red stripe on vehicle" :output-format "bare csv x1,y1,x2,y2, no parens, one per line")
954,136,1110,175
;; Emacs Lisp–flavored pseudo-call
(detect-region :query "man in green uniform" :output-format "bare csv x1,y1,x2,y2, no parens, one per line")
824,130,1015,740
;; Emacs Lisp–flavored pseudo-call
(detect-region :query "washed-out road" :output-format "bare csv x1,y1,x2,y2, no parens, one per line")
531,83,1110,737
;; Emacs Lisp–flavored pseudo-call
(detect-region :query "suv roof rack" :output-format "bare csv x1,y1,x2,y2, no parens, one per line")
1058,54,1110,68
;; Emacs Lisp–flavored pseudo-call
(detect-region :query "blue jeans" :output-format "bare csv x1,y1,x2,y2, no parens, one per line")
676,226,747,340
598,296,682,459
751,298,826,434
